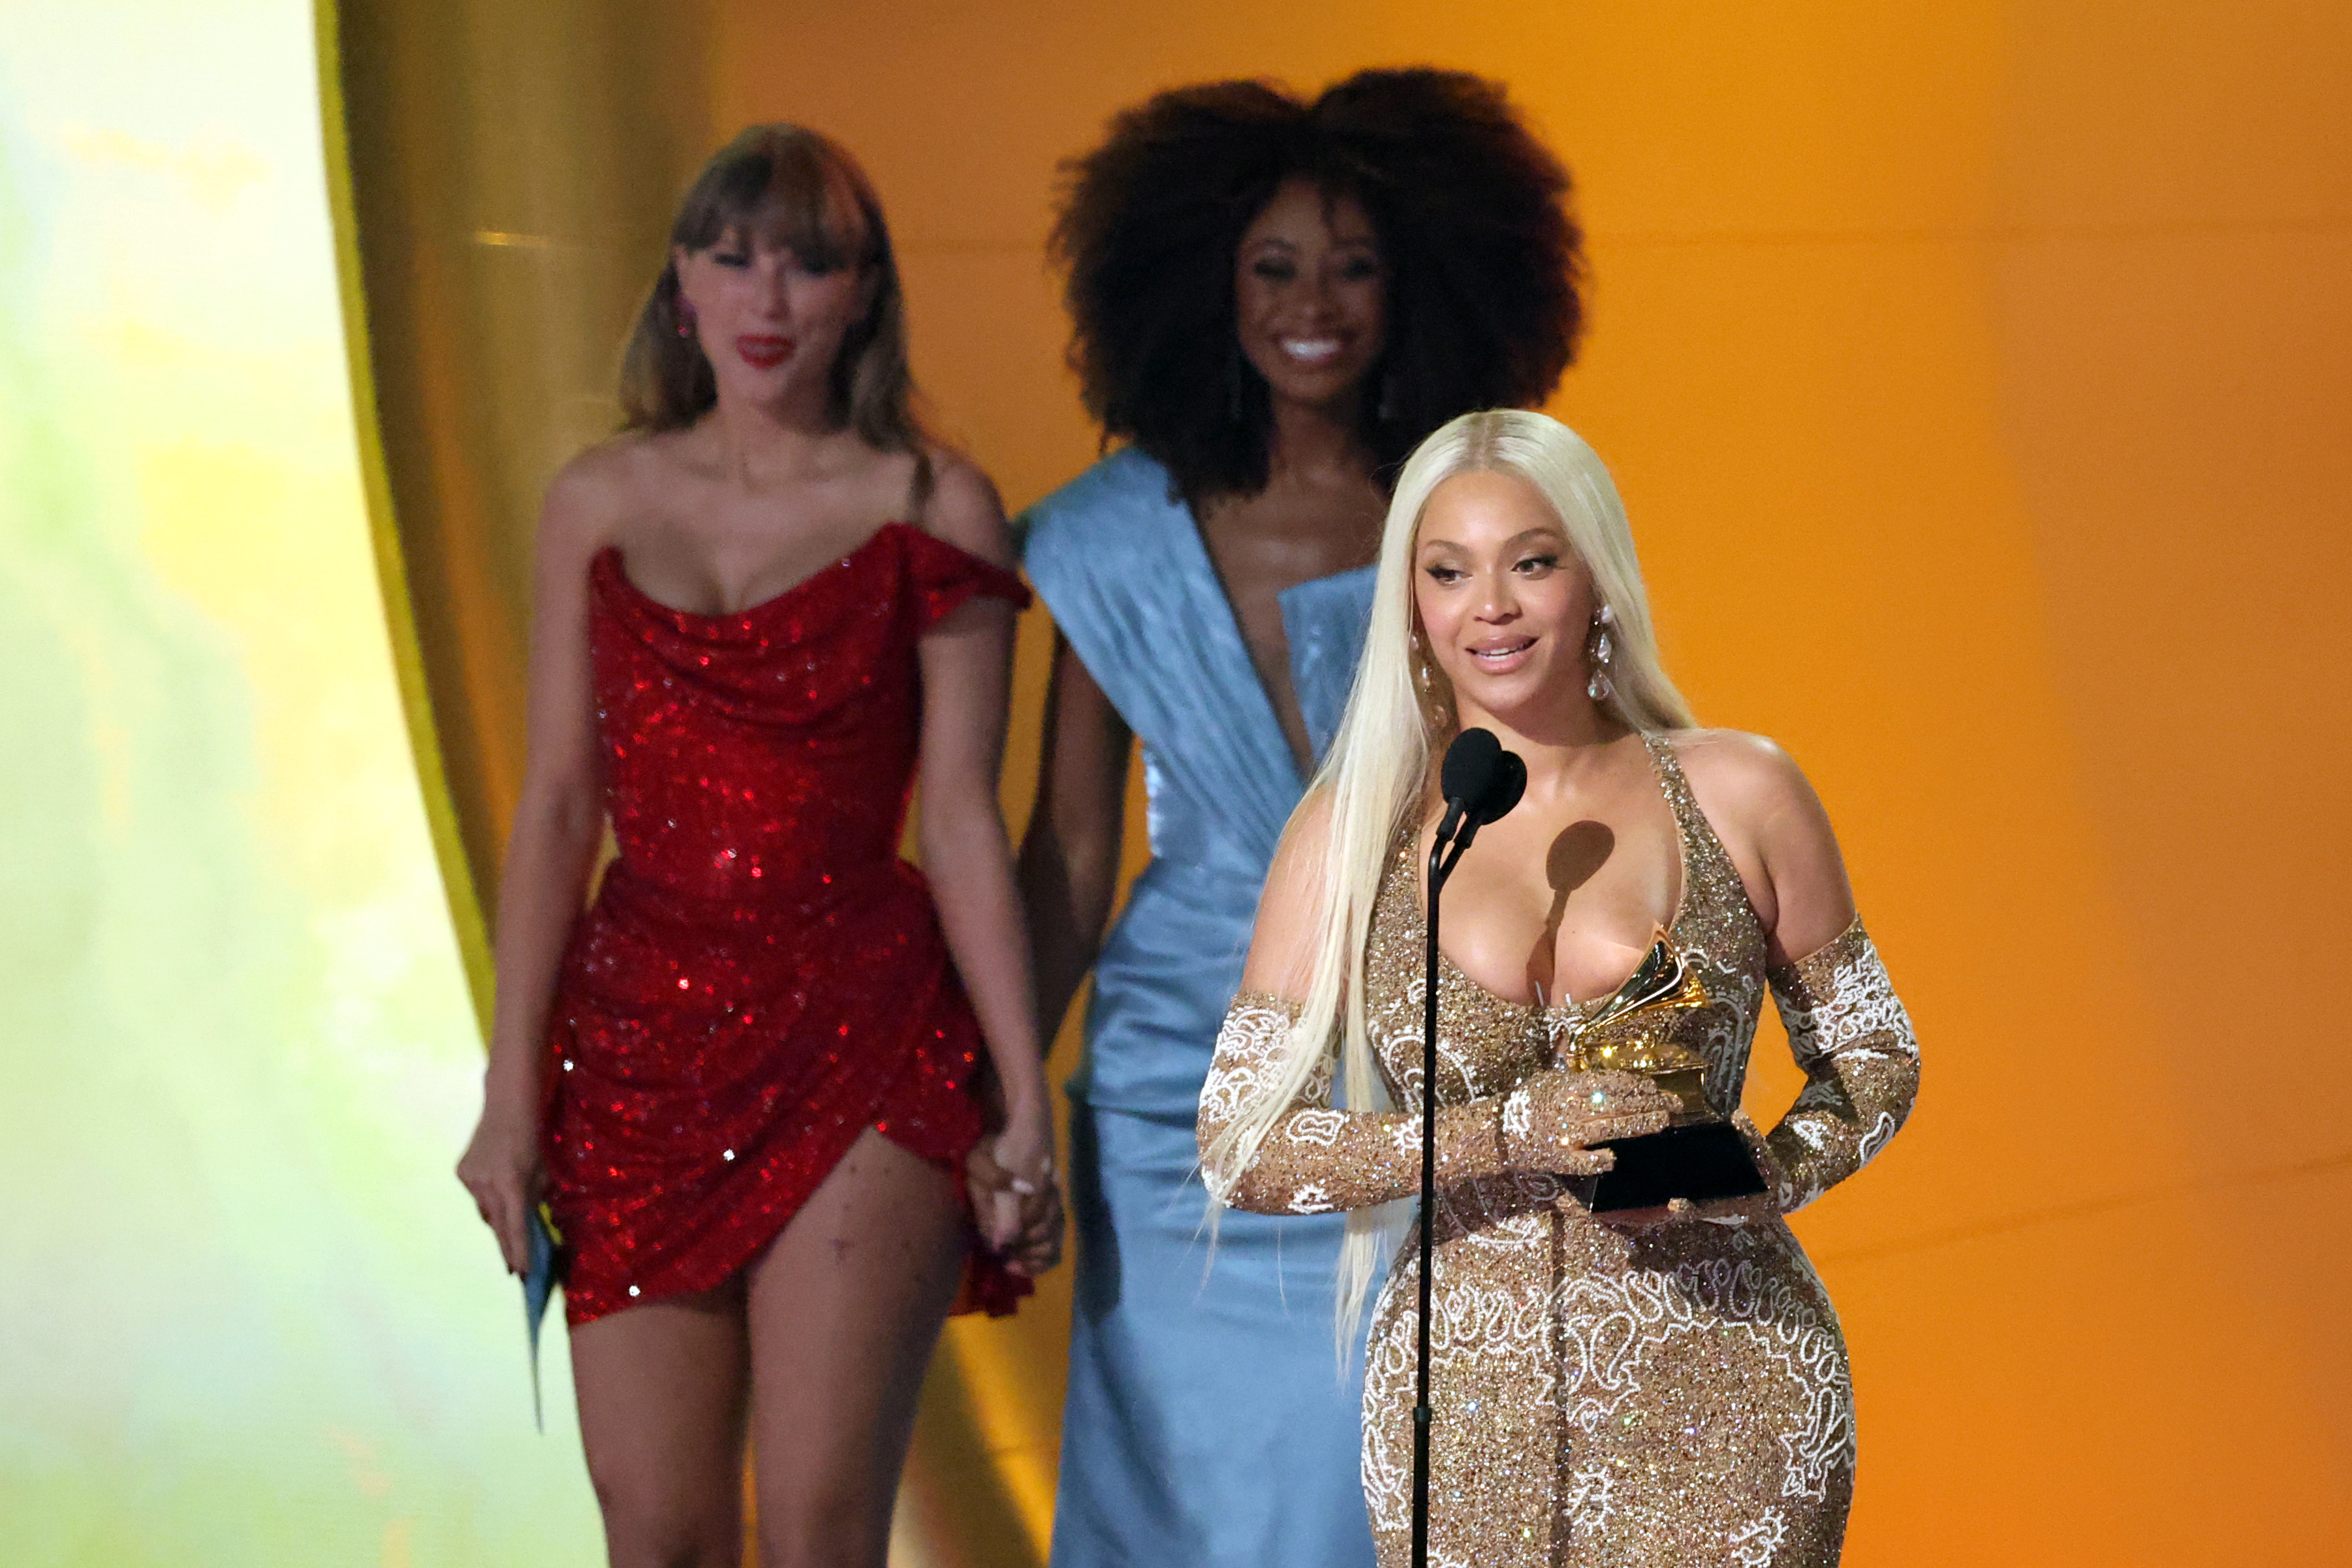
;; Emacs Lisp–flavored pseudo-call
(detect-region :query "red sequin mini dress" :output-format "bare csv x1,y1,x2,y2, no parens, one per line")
542,522,1033,1326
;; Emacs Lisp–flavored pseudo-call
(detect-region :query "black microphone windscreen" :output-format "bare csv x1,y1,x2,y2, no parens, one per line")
1482,752,1528,824
1439,728,1501,808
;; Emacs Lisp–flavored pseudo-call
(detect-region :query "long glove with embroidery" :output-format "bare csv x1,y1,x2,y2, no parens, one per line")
1753,917,1921,1212
1197,992,1677,1215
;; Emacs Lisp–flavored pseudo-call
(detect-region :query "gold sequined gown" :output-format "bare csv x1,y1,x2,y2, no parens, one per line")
1199,736,1920,1567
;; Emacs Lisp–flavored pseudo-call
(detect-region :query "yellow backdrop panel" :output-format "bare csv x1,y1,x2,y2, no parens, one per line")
330,3,2351,1563
2,0,605,1560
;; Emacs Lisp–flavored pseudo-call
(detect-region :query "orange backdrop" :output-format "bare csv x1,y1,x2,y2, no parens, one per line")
331,3,2352,1563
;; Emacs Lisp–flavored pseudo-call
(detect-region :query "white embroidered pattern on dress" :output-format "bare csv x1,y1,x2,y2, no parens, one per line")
1219,738,1909,1565
1733,1510,1789,1567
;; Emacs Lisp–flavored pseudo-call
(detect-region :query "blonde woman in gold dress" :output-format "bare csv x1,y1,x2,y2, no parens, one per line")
1197,409,1920,1566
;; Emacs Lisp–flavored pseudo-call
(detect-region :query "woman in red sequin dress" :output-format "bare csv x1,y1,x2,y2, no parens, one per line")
456,126,1060,1568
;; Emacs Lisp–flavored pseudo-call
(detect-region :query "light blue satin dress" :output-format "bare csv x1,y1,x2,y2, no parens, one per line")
1022,449,1378,1568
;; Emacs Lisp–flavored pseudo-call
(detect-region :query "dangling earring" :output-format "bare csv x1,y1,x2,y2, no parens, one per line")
1377,369,1399,424
1411,636,1454,736
675,300,698,340
1586,604,1617,704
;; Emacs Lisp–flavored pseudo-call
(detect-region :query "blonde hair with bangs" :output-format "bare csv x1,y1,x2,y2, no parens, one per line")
619,124,925,465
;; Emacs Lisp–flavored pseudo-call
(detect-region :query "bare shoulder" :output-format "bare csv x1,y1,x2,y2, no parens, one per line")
1670,729,1855,949
539,434,656,559
1274,786,1336,873
1243,787,1337,997
1667,727,1821,827
1259,788,1336,927
915,445,1013,567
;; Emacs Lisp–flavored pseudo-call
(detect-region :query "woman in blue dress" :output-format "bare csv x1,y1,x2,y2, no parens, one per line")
1018,70,1588,1565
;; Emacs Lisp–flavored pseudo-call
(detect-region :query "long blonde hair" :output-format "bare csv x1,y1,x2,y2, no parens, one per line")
1200,409,1696,1349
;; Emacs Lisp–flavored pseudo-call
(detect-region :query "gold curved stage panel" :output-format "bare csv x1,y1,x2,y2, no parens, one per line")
328,2,2352,1563
323,0,719,1027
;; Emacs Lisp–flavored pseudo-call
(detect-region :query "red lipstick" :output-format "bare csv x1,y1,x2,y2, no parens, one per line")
736,334,792,369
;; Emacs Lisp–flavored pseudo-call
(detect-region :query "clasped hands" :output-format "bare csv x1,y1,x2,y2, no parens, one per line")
965,1113,1064,1278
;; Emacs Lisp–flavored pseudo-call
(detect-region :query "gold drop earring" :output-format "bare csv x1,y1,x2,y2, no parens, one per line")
1411,637,1453,734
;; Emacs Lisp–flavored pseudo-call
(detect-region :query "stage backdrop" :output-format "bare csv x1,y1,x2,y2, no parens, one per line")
324,2,2347,1565
0,0,606,1561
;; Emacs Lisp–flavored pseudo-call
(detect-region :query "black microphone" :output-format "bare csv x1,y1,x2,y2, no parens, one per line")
1436,729,1526,857
1456,751,1525,855
1435,728,1501,847
1414,725,1525,1568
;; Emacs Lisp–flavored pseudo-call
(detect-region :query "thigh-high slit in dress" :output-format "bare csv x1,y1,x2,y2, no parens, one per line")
542,522,1032,1327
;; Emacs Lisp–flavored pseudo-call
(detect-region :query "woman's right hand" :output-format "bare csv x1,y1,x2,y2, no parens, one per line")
1499,1068,1680,1176
457,1102,544,1276
966,1103,1063,1276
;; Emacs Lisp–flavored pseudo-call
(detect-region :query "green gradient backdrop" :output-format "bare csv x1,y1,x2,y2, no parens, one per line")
0,2,597,1560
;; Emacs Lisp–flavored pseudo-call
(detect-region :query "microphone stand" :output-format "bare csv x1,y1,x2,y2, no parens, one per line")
1413,811,1479,1568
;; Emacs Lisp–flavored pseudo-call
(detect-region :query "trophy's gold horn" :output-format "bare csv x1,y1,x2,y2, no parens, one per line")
1588,930,1710,1029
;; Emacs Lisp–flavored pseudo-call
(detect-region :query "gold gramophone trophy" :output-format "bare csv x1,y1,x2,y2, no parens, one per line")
1564,931,1716,1120
1558,931,1766,1211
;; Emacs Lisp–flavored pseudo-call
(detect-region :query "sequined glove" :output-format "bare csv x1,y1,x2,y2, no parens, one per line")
1761,918,1921,1212
1498,1068,1681,1177
1199,996,1689,1214
1201,992,1548,1215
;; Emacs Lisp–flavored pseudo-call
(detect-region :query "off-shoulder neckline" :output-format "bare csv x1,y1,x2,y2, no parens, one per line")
596,521,920,621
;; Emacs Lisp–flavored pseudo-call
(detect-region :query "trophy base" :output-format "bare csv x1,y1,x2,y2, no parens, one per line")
1565,1120,1768,1214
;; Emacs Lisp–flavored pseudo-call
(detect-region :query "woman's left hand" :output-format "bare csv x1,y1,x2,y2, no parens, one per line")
997,1169,1065,1277
1593,1113,1783,1231
966,1106,1063,1274
1593,1195,1704,1231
